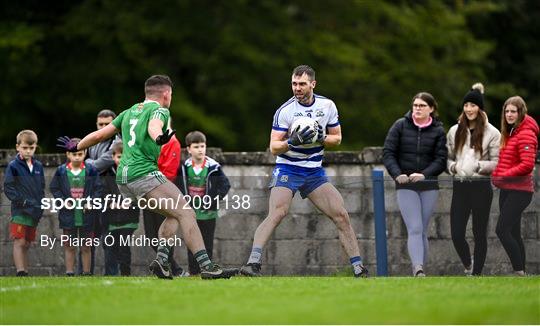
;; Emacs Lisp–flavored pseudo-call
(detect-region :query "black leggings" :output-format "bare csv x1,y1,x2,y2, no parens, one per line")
450,180,492,275
495,189,533,272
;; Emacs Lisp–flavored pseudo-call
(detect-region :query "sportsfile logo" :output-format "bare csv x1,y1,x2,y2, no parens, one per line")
41,194,139,213
40,193,252,212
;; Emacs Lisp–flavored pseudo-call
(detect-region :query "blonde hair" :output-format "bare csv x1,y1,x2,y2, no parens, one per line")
16,130,38,145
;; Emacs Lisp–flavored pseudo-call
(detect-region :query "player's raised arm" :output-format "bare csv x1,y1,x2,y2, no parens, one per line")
60,123,119,152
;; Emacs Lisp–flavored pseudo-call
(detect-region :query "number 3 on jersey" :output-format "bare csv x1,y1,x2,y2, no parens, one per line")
127,119,138,147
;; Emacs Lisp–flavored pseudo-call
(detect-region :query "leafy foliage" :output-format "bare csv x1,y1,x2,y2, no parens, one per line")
0,0,536,151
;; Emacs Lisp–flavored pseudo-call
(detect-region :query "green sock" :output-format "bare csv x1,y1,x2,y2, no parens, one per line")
157,245,170,266
194,250,214,271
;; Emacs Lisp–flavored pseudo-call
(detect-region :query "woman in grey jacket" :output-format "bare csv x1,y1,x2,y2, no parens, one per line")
447,83,500,275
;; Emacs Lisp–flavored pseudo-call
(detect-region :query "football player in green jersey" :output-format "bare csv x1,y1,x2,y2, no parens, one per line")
58,75,234,279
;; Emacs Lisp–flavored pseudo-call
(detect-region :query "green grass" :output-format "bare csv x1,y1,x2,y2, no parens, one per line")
1,276,539,324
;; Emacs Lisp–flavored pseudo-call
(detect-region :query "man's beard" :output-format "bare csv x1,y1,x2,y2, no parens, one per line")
296,92,311,104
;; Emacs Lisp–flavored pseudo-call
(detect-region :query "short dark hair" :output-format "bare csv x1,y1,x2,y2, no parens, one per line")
97,109,116,119
185,131,206,147
292,65,316,81
16,130,38,145
145,75,173,97
111,141,123,155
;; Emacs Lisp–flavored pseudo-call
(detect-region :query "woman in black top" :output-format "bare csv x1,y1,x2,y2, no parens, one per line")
383,92,447,276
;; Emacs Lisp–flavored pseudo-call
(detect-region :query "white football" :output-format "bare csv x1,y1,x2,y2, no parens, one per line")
289,116,319,144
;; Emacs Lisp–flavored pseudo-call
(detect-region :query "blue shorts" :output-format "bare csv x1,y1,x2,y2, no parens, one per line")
269,164,329,198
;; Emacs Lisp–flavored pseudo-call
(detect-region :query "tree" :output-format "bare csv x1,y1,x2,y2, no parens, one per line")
0,0,528,152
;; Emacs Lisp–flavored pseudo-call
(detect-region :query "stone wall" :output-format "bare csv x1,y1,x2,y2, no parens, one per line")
0,148,538,276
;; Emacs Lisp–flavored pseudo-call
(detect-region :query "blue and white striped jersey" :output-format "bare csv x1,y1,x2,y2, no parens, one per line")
272,94,340,168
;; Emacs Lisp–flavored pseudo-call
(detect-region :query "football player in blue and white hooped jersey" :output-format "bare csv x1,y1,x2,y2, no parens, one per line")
239,65,368,278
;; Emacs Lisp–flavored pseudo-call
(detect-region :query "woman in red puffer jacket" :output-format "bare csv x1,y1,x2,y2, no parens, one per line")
492,96,539,276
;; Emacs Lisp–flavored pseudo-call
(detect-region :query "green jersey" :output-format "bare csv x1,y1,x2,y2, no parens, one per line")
186,161,218,220
66,165,85,227
112,100,170,184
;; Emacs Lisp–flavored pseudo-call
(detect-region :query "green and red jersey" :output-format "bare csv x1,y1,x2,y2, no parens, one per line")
66,162,85,227
186,159,218,220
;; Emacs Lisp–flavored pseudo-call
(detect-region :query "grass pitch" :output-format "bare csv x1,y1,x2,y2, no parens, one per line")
1,276,539,324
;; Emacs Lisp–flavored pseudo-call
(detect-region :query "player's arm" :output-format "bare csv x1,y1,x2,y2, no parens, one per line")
77,124,119,151
148,118,164,141
149,118,176,145
269,130,289,155
323,125,342,147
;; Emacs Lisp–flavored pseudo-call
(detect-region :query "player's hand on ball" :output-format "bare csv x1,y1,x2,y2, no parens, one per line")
288,126,315,146
315,122,326,144
409,173,425,182
155,129,176,145
56,136,79,152
395,174,409,184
